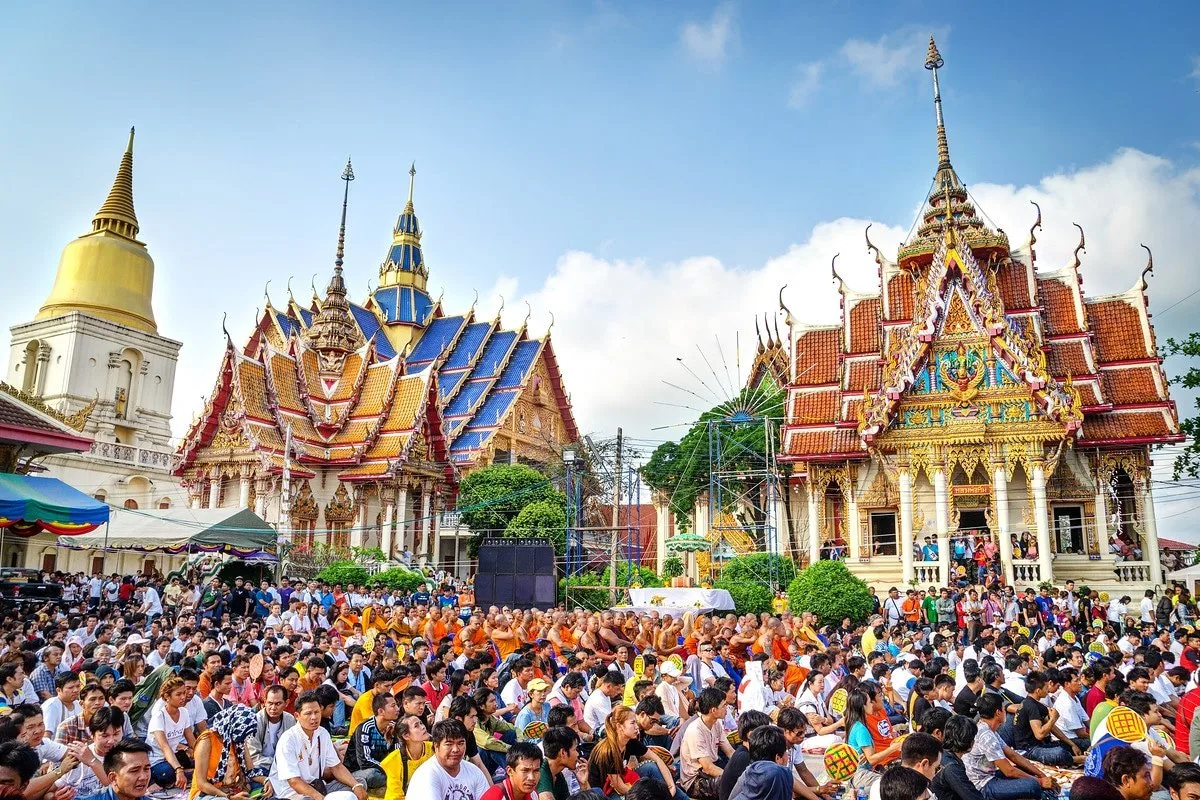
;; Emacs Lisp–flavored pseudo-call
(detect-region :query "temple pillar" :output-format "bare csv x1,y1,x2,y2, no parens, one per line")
254,478,269,518
933,467,950,585
1094,485,1110,559
352,489,368,548
845,487,860,564
806,480,820,565
653,493,669,573
207,478,219,509
993,466,1013,585
381,496,395,559
431,496,443,568
1143,479,1162,587
395,483,409,557
899,469,914,584
1031,463,1052,583
238,475,251,509
419,486,433,564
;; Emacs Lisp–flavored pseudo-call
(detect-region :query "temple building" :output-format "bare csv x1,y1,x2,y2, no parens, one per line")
5,129,186,572
175,163,579,572
770,39,1182,592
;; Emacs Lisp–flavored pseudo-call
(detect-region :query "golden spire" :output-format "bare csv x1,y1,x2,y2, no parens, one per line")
406,162,416,212
924,37,951,172
304,159,364,367
92,126,140,240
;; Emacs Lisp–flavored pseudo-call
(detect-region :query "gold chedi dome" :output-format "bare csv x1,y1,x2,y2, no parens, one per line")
37,127,157,334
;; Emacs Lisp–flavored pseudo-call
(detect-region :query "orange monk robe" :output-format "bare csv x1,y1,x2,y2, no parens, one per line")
492,631,520,662
455,626,487,655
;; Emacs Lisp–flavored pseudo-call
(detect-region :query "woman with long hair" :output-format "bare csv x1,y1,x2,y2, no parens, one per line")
381,714,433,800
190,704,261,800
147,676,197,790
324,661,356,734
587,705,679,798
433,670,469,724
122,653,146,684
843,685,902,795
795,671,843,747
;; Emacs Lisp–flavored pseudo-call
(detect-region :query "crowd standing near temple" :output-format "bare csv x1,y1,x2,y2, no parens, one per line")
2,568,1200,800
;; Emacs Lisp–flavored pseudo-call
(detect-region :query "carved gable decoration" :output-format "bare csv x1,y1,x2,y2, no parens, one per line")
292,481,319,521
324,482,356,524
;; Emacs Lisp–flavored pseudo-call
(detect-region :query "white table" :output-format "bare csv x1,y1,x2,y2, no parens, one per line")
628,587,735,611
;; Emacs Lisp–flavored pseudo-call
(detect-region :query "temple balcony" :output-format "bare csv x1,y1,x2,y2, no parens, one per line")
88,440,179,472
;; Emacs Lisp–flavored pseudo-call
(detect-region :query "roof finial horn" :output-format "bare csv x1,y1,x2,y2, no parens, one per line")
1070,222,1085,271
407,162,416,209
778,285,797,328
1028,200,1042,250
1140,244,1154,284
522,300,532,330
286,276,295,304
264,280,273,308
924,36,951,171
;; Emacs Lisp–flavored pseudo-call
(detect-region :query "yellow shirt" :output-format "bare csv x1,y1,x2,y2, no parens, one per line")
349,689,377,733
382,742,435,800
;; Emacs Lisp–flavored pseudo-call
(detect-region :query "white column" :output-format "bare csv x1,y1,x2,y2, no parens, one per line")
431,499,443,567
381,501,395,559
395,484,409,556
933,468,950,585
774,487,791,563
899,470,914,584
352,493,368,548
806,482,820,565
1031,464,1052,583
238,476,251,509
207,479,219,509
419,488,433,563
1094,485,1110,559
254,479,268,517
994,467,1013,585
1143,480,1162,587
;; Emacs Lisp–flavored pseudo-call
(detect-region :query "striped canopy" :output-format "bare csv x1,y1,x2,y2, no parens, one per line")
0,473,109,536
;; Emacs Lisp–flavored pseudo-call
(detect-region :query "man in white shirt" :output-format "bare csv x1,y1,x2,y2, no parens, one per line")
42,672,82,735
583,671,626,734
1139,590,1155,624
404,718,490,800
88,574,103,606
500,659,536,711
269,691,367,800
1051,668,1089,750
138,582,163,620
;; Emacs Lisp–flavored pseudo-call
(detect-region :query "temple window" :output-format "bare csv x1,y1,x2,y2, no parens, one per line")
123,499,138,509
158,498,171,509
869,511,897,557
21,341,40,394
1110,468,1143,560
1052,506,1085,554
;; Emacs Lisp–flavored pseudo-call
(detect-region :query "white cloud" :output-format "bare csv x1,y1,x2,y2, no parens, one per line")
787,62,823,109
680,3,737,69
841,26,943,88
1190,55,1200,88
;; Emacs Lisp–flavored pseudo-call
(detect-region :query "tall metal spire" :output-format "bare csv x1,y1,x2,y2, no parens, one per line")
92,126,140,240
406,162,416,210
924,37,951,172
335,157,355,272
305,158,364,366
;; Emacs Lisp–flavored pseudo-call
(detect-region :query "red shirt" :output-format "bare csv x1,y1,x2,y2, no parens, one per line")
865,708,899,766
1083,684,1106,717
480,778,530,800
423,679,450,711
1177,687,1200,755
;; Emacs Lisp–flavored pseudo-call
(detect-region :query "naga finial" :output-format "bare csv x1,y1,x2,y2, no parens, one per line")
522,300,532,330
496,295,505,321
366,278,374,295
221,312,232,346
1070,223,1085,271
469,289,479,315
755,316,764,351
547,311,555,335
1140,244,1154,285
264,280,273,308
773,313,782,347
865,224,889,270
286,276,295,304
764,313,775,348
1028,200,1042,249
435,286,444,308
310,274,320,300
779,285,797,328
831,253,845,294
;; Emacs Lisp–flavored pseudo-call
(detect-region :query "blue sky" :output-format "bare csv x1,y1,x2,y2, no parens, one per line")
4,3,1200,534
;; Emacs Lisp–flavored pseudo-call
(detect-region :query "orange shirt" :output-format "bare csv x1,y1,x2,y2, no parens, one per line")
683,635,701,657
865,708,899,765
426,618,448,644
493,631,520,661
902,597,920,623
455,626,486,655
189,730,240,800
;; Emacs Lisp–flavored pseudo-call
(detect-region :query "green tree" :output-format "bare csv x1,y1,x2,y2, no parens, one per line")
1164,334,1200,479
457,464,566,555
714,553,795,615
787,560,873,625
505,499,568,554
661,556,684,580
369,567,428,593
316,561,370,586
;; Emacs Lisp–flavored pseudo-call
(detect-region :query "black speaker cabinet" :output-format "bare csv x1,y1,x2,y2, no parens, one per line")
474,538,557,609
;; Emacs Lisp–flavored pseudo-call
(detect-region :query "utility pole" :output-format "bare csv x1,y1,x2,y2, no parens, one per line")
610,427,622,605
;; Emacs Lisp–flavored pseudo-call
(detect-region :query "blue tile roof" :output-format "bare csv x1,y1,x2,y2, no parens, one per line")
444,379,489,418
372,286,433,326
438,370,467,401
394,209,420,237
495,340,541,389
466,389,519,428
468,330,517,380
408,316,467,371
276,312,298,338
449,430,489,453
350,304,396,359
442,323,491,370
382,242,424,274
297,307,313,326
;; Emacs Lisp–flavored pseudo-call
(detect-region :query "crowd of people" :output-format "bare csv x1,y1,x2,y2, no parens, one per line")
0,568,1199,800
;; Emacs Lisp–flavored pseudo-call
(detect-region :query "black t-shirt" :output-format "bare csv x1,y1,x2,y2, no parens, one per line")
952,686,978,718
1014,696,1049,749
538,761,570,800
910,695,933,727
1021,600,1040,625
718,746,751,800
230,588,254,616
587,739,648,791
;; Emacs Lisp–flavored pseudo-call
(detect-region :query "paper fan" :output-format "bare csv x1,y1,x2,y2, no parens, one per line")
633,655,645,676
1018,644,1036,658
829,687,848,715
363,633,376,654
1061,630,1076,644
668,654,685,673
726,730,742,746
648,746,673,764
1105,707,1147,743
522,721,549,740
1018,626,1030,638
249,654,264,681
1088,641,1107,654
823,742,860,782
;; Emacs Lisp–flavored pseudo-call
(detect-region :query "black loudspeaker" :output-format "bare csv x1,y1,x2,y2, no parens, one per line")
475,538,557,609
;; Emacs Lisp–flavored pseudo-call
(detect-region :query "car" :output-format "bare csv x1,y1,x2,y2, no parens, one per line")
0,567,63,607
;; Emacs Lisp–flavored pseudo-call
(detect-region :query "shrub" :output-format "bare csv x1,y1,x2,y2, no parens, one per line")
717,553,797,588
316,560,370,587
370,567,428,593
719,581,775,616
787,560,873,626
504,499,568,554
661,556,684,580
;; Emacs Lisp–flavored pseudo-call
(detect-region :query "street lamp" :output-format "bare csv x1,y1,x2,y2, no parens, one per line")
562,448,577,575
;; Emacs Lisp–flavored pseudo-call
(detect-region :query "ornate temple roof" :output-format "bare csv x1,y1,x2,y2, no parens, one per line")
779,39,1182,463
176,164,579,482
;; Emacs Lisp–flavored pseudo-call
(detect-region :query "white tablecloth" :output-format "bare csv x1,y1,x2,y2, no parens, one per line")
615,605,714,619
628,587,735,611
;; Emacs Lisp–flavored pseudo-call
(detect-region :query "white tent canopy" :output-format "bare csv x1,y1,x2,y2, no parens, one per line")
59,507,277,556
1167,563,1200,583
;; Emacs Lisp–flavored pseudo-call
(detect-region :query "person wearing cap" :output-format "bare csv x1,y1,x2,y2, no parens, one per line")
514,678,551,743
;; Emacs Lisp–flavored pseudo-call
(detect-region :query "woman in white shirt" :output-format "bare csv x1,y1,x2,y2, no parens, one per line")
795,671,843,749
655,663,691,725
147,677,195,789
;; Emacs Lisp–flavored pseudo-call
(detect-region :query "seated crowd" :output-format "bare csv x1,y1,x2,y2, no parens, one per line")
0,573,1198,800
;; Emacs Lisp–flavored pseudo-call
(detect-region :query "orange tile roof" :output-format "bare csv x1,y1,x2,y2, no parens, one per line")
843,397,863,423
235,360,273,421
1080,408,1178,442
338,461,393,479
1099,366,1165,406
846,359,882,393
1047,340,1090,378
995,261,1032,309
1039,278,1083,335
791,388,838,424
329,353,366,402
354,364,395,418
268,354,304,412
1087,299,1152,362
786,427,863,457
380,374,427,432
361,432,412,460
794,329,840,385
886,273,914,321
848,298,882,353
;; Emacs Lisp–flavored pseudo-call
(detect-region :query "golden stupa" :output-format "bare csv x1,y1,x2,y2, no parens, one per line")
37,128,157,334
